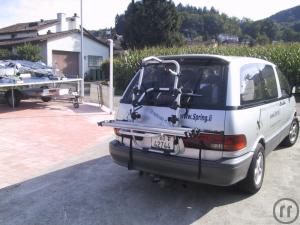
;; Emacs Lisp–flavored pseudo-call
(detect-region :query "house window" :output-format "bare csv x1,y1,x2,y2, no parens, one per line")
88,55,103,67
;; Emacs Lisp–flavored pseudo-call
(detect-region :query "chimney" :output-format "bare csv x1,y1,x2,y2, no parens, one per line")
57,13,67,32
68,13,80,30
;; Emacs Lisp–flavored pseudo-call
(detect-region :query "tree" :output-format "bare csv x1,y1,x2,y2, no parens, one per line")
292,21,300,32
203,14,223,39
282,27,300,42
115,14,126,35
241,19,280,41
121,0,182,48
209,7,218,14
241,19,260,39
256,34,270,45
179,13,204,39
16,43,42,61
222,15,241,36
259,19,280,40
177,4,241,41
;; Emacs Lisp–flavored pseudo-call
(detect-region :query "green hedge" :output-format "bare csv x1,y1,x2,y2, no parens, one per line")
102,43,300,94
1,43,42,61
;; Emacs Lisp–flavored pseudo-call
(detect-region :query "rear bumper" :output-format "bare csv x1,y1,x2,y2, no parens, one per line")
109,140,253,186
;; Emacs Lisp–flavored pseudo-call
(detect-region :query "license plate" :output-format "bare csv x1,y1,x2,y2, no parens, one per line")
151,135,174,151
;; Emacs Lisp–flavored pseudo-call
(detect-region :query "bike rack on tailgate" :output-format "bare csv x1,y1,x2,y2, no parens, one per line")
98,120,199,137
98,56,203,137
131,56,182,126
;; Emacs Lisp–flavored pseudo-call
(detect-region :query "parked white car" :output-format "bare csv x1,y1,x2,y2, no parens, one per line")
100,54,299,193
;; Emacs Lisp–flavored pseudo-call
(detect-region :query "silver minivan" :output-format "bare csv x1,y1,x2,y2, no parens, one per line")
100,54,299,193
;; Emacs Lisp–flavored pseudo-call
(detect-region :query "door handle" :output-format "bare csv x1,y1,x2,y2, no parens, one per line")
279,101,286,106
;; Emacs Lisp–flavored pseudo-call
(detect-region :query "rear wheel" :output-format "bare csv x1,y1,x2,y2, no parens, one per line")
239,143,265,194
5,90,21,107
41,96,52,102
40,86,52,102
281,118,299,147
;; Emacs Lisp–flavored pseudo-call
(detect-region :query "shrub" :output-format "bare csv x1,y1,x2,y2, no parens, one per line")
16,43,42,61
0,48,13,59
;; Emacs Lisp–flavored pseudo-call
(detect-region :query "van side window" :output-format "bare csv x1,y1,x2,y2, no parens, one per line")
240,64,265,104
276,67,291,97
259,65,278,99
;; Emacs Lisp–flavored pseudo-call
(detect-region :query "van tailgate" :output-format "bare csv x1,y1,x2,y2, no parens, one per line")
116,104,225,133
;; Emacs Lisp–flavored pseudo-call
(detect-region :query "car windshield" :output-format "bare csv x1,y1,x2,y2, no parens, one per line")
121,58,228,109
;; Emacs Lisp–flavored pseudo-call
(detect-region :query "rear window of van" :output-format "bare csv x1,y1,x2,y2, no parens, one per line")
121,58,228,109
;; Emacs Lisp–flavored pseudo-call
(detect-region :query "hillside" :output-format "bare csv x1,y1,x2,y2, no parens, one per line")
269,5,300,23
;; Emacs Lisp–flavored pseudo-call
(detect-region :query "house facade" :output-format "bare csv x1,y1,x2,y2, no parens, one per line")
0,13,109,78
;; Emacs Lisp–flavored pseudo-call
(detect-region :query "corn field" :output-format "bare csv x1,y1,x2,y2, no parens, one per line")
102,43,300,94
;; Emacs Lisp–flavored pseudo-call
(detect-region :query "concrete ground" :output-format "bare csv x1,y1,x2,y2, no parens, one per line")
0,100,299,225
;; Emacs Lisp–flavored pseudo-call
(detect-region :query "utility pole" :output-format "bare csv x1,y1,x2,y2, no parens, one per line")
108,39,114,114
80,0,84,97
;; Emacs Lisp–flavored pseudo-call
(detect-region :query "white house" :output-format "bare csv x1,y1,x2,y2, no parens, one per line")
0,13,109,78
217,34,239,44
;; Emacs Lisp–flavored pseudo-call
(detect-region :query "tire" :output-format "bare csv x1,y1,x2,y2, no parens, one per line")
281,118,299,147
73,102,79,108
5,90,21,108
239,143,265,194
41,96,52,102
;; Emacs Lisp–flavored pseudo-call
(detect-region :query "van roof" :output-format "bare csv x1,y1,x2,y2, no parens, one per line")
159,54,275,66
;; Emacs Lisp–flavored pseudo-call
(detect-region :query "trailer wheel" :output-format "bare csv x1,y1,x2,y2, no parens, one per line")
73,96,79,108
5,90,22,108
41,96,52,102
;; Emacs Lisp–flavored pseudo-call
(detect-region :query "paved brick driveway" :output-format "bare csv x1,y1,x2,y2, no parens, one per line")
0,100,113,188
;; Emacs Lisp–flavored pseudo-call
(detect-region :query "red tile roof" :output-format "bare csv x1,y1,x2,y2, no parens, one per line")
0,20,58,34
0,30,109,47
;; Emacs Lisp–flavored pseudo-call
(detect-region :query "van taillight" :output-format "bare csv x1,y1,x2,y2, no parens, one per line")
183,134,246,151
223,135,247,151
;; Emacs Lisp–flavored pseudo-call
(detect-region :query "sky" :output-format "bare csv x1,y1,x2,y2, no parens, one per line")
0,0,300,30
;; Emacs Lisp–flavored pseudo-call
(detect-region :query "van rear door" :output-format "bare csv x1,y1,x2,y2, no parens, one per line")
118,57,228,133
